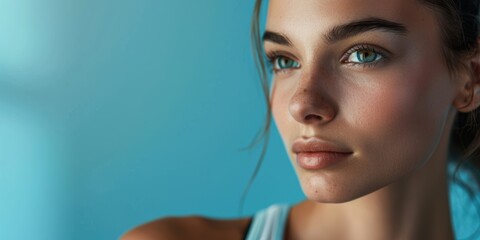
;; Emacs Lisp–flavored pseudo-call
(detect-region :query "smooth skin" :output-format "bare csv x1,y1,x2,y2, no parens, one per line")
121,0,480,239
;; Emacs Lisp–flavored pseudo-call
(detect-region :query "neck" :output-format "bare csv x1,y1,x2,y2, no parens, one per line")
290,145,455,240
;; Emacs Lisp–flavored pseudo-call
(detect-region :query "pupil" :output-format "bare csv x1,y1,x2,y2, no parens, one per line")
281,58,291,68
358,50,375,62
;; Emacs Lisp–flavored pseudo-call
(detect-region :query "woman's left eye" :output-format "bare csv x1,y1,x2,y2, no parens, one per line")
343,46,385,65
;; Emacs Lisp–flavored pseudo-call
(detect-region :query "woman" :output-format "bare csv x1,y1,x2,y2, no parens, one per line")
122,0,480,239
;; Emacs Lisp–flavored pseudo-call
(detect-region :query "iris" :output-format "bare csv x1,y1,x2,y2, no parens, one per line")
275,56,300,70
350,50,381,63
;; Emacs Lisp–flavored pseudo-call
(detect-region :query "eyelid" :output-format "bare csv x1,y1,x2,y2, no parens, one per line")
265,50,300,63
265,50,301,73
340,43,391,64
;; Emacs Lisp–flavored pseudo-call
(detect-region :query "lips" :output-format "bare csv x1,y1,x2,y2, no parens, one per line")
292,138,352,154
292,138,353,170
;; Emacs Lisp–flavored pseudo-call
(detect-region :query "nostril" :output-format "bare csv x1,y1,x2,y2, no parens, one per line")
288,87,336,124
305,115,321,121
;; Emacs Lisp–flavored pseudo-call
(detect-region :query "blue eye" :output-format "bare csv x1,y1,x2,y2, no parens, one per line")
345,47,384,64
272,56,300,72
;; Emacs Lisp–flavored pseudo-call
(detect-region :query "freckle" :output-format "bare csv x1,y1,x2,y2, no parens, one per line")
303,88,307,92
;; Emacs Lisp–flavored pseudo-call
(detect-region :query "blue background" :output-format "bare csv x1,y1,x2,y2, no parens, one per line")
0,0,305,239
2,1,479,239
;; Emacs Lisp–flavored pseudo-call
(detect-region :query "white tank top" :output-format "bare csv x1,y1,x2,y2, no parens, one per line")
245,204,291,240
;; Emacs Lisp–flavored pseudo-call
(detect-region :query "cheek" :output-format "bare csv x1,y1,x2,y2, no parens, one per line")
346,61,452,171
271,82,294,142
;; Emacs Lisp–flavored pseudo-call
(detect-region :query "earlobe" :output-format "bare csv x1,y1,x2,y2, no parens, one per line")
454,58,480,113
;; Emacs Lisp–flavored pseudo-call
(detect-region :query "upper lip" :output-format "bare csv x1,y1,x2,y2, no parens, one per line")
292,138,352,154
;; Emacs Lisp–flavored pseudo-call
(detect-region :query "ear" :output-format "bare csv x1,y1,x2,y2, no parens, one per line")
453,45,480,113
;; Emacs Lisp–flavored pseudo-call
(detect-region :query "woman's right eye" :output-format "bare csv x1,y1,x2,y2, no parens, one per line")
268,55,301,73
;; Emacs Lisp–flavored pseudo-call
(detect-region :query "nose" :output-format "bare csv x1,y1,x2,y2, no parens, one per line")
288,74,337,125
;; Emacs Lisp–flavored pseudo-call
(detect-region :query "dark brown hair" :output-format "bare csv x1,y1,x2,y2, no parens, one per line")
240,0,480,227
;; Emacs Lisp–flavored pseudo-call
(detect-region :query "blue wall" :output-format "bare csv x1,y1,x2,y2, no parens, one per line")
0,0,305,239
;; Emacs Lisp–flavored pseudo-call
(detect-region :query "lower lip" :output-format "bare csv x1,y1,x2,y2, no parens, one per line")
296,152,352,170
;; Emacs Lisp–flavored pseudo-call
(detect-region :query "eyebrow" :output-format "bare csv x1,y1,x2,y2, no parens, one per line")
262,31,293,46
262,17,408,46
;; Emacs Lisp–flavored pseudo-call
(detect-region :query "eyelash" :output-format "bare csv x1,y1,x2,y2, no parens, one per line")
340,44,387,67
265,51,298,74
265,44,388,74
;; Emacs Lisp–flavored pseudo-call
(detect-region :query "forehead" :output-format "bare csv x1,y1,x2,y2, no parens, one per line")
266,0,438,41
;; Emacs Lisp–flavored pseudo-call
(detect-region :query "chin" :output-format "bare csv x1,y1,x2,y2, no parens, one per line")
302,188,366,203
298,173,387,204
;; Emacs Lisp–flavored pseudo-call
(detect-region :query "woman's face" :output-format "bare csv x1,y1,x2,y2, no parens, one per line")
266,0,460,202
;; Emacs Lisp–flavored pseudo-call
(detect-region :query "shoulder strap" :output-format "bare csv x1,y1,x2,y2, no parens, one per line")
245,204,291,240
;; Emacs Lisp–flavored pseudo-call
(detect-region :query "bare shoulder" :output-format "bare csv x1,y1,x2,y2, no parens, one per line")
120,215,252,240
